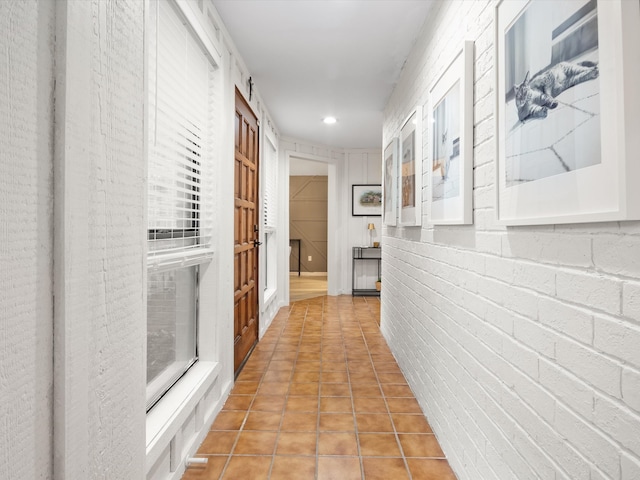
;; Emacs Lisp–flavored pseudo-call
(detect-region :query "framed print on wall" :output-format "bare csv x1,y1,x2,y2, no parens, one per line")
352,184,382,216
495,0,640,225
428,40,474,225
383,138,398,226
399,106,422,226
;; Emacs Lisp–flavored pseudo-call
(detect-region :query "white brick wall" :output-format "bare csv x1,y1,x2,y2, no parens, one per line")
382,1,640,479
53,1,146,477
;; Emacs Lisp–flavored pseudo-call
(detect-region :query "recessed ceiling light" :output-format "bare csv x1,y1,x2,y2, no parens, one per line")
323,116,337,124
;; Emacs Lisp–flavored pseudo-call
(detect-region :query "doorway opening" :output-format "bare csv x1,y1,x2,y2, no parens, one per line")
289,157,328,302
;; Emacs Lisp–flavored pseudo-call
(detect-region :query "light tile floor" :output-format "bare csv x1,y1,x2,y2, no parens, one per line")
183,295,457,480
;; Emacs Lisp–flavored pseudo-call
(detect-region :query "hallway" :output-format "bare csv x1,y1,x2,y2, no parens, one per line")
183,295,456,479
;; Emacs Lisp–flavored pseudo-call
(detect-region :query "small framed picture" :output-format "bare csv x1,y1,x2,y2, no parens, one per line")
352,184,382,216
428,40,474,225
383,138,398,226
399,106,423,226
495,0,640,225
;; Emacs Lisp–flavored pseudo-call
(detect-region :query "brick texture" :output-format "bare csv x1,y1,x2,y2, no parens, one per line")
381,2,640,479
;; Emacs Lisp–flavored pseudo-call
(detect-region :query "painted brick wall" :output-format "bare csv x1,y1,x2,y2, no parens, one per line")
382,2,640,479
0,1,55,478
52,1,146,477
83,1,146,476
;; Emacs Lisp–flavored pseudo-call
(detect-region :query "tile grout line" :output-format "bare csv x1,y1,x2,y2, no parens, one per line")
315,297,324,480
223,306,293,479
360,296,414,480
265,302,306,480
347,298,367,480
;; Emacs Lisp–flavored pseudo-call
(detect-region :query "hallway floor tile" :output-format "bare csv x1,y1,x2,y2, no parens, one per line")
182,295,457,480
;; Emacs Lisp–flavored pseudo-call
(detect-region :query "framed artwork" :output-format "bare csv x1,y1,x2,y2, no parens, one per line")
352,184,382,216
428,40,474,225
399,106,422,226
383,138,398,226
495,0,640,225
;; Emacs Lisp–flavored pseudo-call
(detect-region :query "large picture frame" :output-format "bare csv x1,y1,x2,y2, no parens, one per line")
428,40,474,225
495,0,640,225
383,138,398,226
399,106,423,226
352,184,382,216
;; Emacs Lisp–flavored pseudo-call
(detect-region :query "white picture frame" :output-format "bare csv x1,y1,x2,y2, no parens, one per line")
428,40,474,225
495,0,640,225
399,106,423,226
383,138,398,226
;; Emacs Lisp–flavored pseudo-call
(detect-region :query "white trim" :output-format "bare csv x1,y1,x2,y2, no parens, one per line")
146,361,220,469
286,151,341,298
263,287,278,307
147,248,214,273
146,360,193,406
174,0,222,64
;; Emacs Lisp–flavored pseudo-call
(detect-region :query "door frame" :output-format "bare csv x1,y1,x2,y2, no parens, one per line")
284,151,340,301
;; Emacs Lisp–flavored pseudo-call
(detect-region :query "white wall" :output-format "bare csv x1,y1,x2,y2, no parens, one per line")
290,157,329,176
345,150,383,292
382,2,640,480
0,1,55,478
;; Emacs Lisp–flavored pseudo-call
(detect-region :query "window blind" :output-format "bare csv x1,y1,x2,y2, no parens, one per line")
263,138,277,229
148,0,215,269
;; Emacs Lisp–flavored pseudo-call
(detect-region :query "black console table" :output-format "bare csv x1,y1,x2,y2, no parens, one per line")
352,246,381,296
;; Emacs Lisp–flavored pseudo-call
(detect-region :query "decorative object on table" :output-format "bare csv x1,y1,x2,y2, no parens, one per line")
495,0,640,225
383,137,398,226
375,278,381,292
373,241,380,248
399,106,422,226
428,40,474,225
367,223,375,247
352,184,382,216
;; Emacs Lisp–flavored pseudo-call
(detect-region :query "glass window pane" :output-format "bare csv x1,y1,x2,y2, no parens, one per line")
146,265,197,407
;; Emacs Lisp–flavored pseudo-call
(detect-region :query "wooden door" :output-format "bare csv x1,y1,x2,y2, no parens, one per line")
234,88,260,375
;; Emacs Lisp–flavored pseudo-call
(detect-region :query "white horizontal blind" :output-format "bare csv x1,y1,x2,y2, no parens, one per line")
148,0,215,268
263,138,277,229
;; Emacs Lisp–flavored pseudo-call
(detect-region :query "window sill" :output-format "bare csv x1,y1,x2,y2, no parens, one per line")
146,359,196,409
146,361,220,468
263,287,277,309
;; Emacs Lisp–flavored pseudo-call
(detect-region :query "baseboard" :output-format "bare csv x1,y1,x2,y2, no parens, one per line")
290,272,328,277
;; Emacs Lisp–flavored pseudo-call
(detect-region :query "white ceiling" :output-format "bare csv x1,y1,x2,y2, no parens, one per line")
212,0,433,149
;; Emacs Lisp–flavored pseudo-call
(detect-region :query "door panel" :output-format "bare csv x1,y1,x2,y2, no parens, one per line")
234,88,259,375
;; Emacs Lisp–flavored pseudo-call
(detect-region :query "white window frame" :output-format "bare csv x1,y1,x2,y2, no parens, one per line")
145,0,224,469
146,0,218,412
261,127,279,308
